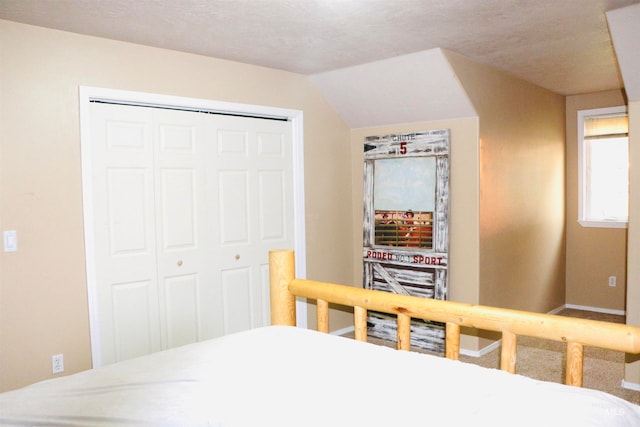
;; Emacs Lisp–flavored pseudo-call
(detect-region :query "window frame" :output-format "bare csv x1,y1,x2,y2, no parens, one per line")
577,106,628,229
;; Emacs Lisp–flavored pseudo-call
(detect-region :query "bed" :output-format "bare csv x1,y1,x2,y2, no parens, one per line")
2,249,640,426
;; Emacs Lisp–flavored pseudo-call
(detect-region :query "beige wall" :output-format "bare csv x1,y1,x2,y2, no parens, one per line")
625,100,640,384
347,53,566,350
565,90,628,311
445,52,566,314
0,20,351,392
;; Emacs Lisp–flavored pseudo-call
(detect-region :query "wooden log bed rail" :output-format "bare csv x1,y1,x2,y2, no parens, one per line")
269,249,640,388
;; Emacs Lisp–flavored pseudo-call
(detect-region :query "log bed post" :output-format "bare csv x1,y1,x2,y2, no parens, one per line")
397,313,411,351
500,331,517,374
317,299,330,333
445,322,460,360
354,306,368,342
269,249,297,326
566,342,584,387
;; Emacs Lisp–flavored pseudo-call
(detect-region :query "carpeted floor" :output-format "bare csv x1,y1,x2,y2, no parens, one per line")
343,308,640,404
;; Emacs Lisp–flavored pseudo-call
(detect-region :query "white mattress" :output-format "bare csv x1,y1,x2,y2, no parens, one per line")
1,325,640,426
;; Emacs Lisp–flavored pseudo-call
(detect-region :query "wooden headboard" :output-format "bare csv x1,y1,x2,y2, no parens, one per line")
269,249,640,387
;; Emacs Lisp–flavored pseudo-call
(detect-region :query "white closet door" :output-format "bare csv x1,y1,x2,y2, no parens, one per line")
210,115,294,334
90,103,162,364
88,102,294,366
152,108,213,349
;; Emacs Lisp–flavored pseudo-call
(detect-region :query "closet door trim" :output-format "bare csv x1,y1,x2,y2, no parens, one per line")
79,86,307,367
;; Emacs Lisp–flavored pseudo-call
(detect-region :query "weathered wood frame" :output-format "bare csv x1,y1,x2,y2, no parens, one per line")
362,130,450,351
270,249,640,388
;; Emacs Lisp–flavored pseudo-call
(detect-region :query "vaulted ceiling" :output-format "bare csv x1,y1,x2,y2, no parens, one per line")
1,0,638,97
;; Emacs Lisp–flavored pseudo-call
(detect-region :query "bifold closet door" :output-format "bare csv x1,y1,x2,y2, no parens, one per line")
88,102,293,366
209,114,294,335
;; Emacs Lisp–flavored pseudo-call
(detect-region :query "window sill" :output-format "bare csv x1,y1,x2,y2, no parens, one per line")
578,220,628,229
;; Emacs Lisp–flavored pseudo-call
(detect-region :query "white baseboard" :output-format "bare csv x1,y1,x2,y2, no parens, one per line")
460,339,501,358
564,303,625,316
331,326,355,336
621,380,640,391
547,305,566,315
458,305,577,358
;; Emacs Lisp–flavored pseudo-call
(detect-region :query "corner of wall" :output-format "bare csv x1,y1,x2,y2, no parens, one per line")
445,50,566,313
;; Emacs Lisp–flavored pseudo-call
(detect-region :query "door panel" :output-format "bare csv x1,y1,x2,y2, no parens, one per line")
153,108,209,350
159,169,197,249
213,116,293,333
259,170,286,240
112,280,155,361
218,170,250,244
221,267,253,334
107,168,149,255
164,274,199,348
91,104,161,365
217,129,248,154
89,102,293,366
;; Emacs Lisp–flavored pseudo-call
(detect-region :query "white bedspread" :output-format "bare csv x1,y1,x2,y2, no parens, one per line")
1,326,640,426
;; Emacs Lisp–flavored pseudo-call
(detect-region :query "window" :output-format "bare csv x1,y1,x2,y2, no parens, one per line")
578,106,629,228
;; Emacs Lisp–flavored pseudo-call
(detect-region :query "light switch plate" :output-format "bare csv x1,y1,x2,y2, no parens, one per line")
3,230,17,252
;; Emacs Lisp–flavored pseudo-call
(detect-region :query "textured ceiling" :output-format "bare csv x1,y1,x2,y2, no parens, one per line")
1,0,638,96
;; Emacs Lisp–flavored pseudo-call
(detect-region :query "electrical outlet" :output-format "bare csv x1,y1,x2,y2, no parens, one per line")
52,354,64,374
609,276,617,287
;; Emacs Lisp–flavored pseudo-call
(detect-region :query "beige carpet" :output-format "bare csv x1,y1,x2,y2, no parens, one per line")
343,308,640,405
